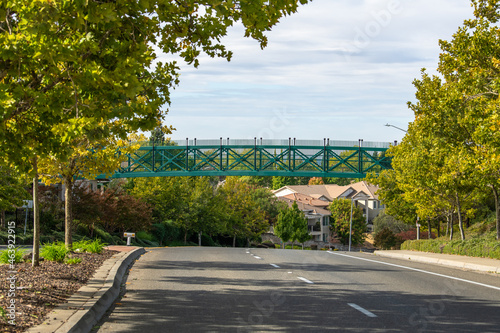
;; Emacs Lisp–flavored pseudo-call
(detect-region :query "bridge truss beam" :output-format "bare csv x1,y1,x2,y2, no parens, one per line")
112,143,392,178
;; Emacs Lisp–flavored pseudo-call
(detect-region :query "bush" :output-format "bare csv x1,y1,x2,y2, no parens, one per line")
201,234,218,247
261,241,275,248
41,242,70,262
373,211,412,235
136,231,155,242
0,247,26,264
401,235,500,260
73,239,107,254
374,228,402,250
151,220,181,245
65,257,82,265
396,229,435,241
94,227,115,244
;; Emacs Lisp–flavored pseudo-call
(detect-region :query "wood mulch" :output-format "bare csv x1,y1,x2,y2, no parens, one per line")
0,249,118,333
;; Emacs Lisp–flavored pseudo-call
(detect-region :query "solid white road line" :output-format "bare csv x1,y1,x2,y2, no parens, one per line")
270,264,280,268
348,303,377,318
297,277,314,284
328,252,500,292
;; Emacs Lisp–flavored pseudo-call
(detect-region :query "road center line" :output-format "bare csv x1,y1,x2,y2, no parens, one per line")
270,264,280,268
298,277,314,284
348,303,377,318
328,251,500,292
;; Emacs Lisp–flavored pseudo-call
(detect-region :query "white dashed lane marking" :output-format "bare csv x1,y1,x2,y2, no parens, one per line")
297,277,314,284
348,303,377,318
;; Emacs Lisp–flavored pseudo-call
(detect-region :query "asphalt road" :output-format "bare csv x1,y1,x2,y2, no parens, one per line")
97,247,500,332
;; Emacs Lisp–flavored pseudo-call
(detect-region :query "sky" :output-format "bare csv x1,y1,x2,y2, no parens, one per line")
158,0,474,144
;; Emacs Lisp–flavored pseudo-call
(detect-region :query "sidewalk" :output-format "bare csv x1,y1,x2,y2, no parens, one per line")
27,245,146,333
374,250,500,274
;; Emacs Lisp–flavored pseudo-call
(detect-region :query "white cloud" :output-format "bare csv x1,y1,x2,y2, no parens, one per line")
163,0,474,143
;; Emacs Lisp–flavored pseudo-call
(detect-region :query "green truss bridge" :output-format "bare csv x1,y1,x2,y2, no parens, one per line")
112,138,394,179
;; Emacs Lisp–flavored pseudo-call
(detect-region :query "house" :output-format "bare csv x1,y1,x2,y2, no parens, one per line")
273,181,384,238
277,196,331,244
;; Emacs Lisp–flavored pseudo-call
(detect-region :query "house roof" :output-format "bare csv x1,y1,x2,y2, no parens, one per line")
277,197,331,216
274,181,379,201
282,193,330,208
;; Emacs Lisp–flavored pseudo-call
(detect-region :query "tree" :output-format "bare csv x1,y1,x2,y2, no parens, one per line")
391,0,500,241
366,169,417,225
308,177,324,185
274,209,293,249
274,201,309,249
39,126,139,249
272,176,309,190
219,177,268,247
289,202,310,249
73,183,153,236
184,177,223,246
372,211,412,235
1,0,312,264
0,163,28,228
329,199,366,246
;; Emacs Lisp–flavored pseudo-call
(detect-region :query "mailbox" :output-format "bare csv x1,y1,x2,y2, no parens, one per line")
124,232,136,246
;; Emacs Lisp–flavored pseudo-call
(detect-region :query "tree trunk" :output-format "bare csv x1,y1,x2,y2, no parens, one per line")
0,210,5,229
232,235,236,248
64,177,73,250
492,186,500,241
198,231,202,246
184,230,188,245
450,213,454,240
302,243,304,250
32,158,40,267
427,218,431,239
445,214,449,237
437,219,440,238
456,194,465,241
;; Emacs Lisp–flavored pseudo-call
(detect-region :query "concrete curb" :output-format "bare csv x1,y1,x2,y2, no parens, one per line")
27,247,146,333
374,251,500,274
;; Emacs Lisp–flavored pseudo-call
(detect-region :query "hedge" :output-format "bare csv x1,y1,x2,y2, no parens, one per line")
401,235,500,260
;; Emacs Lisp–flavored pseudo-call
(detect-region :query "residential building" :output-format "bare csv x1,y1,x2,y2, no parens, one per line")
273,181,383,239
277,196,331,244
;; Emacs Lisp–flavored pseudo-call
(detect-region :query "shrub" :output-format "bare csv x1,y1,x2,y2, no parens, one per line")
73,239,107,254
151,220,182,245
41,242,70,262
201,234,218,247
0,247,26,264
397,229,435,241
262,241,275,248
136,231,155,242
94,227,115,244
373,212,412,235
65,257,82,265
374,228,401,250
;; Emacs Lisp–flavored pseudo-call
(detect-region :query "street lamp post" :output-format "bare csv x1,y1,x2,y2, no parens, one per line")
349,198,353,252
385,123,407,133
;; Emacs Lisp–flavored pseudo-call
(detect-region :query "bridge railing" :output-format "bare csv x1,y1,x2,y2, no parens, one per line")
137,138,392,148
